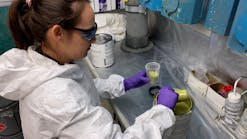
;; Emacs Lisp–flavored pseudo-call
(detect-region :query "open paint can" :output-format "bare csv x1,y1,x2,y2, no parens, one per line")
153,89,193,139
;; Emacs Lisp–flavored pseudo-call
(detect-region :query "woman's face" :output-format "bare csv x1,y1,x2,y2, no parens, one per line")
44,2,95,64
62,2,95,61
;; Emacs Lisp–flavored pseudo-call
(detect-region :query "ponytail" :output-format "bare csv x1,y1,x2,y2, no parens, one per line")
8,0,34,50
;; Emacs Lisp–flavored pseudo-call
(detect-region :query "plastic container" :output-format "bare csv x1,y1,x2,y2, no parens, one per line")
224,92,244,129
145,62,160,84
193,66,209,84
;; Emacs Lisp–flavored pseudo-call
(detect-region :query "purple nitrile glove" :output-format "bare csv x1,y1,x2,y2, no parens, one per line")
123,70,150,91
157,86,178,109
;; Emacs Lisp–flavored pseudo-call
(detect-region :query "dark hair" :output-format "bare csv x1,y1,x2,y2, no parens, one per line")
8,0,89,49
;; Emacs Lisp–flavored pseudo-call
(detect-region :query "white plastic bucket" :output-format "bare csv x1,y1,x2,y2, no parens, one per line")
90,33,114,68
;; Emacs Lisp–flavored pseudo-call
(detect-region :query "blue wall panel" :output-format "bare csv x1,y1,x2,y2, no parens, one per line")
161,0,207,24
140,0,207,24
205,0,239,36
140,0,163,12
228,0,247,55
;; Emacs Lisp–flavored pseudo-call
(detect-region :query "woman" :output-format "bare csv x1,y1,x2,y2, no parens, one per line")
0,0,178,138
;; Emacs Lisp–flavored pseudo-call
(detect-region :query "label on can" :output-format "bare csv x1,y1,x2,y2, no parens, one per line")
99,0,107,12
90,34,114,68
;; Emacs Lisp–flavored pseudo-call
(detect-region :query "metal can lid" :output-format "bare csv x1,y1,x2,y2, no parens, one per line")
93,34,112,45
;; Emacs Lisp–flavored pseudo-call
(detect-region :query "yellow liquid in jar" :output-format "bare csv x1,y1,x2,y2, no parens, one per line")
148,71,159,83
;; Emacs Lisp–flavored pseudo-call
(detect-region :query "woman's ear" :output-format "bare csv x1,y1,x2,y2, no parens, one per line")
50,25,64,40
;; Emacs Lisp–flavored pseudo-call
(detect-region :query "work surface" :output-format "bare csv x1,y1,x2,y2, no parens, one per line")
91,41,235,139
94,41,187,128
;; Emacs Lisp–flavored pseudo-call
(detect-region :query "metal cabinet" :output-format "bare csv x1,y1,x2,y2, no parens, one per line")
205,0,239,36
140,0,207,24
228,0,247,55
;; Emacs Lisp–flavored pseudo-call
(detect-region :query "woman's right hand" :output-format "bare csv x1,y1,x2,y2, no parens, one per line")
157,86,178,109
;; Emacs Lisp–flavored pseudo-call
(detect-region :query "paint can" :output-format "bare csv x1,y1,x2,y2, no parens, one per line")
90,33,114,68
153,91,192,139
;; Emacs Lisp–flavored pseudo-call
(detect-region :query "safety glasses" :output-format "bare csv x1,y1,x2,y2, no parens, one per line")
71,22,97,41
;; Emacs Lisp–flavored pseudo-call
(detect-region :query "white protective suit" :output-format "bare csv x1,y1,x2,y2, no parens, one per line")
0,46,175,139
